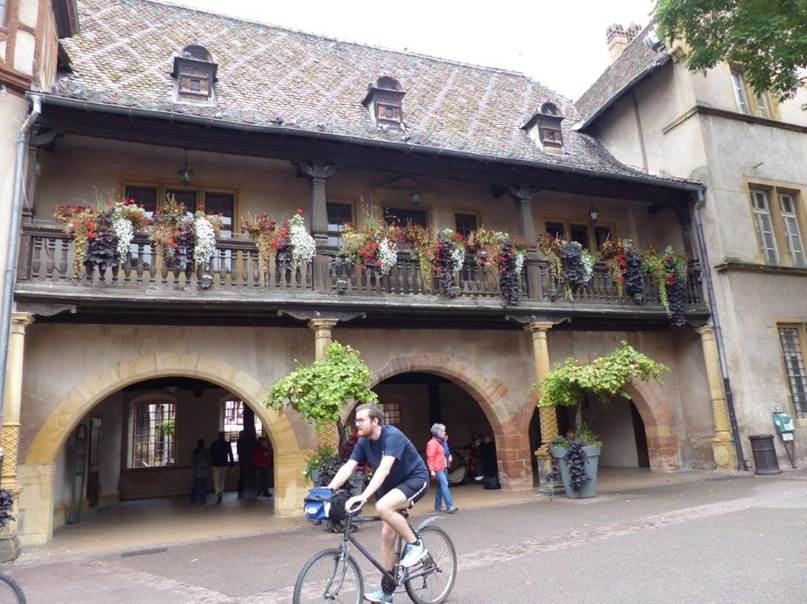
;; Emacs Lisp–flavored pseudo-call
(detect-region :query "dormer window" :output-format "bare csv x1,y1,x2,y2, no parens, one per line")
521,102,565,153
172,44,218,105
363,76,405,128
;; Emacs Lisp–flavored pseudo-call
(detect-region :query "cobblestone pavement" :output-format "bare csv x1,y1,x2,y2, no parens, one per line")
6,471,807,603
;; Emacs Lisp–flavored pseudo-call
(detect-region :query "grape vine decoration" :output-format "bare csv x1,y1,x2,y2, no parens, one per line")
564,443,590,492
497,242,521,304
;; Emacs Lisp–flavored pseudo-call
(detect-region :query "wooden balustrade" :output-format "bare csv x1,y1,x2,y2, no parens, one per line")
17,225,706,313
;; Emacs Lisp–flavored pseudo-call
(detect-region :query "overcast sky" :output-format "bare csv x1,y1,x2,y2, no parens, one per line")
168,0,657,100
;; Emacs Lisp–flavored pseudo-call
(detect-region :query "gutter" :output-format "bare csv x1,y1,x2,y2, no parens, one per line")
0,94,41,466
692,187,746,470
31,92,702,195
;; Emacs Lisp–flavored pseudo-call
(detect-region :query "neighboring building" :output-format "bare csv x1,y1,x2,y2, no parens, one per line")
577,23,807,470
1,0,734,549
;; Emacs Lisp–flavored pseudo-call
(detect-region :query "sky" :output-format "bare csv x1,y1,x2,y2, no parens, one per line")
167,0,657,100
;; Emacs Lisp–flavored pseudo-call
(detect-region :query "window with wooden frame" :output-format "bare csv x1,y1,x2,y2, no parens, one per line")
778,325,807,419
454,213,478,238
0,0,8,27
544,220,613,253
204,192,235,238
382,401,401,426
748,185,806,266
730,68,776,119
384,207,428,228
129,401,176,468
327,202,353,248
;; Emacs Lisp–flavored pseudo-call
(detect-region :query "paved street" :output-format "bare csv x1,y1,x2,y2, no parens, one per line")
6,472,807,603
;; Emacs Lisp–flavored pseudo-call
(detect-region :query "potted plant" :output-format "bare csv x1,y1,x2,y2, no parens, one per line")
535,342,668,498
549,423,602,499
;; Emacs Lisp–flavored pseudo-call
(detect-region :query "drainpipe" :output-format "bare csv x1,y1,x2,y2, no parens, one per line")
692,187,747,470
0,94,41,468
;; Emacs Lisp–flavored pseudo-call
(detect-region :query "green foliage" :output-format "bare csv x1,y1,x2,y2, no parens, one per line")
551,423,602,448
266,342,378,431
304,446,336,482
160,418,176,437
536,342,668,408
655,0,807,104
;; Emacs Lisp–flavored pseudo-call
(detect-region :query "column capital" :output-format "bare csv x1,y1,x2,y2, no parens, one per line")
308,318,339,331
523,321,555,334
11,312,34,327
507,184,540,202
296,160,336,181
695,324,715,337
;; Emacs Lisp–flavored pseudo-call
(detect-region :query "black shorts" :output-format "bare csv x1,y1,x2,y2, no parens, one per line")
385,477,429,505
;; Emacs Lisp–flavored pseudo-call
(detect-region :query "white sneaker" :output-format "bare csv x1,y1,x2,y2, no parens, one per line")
399,539,427,567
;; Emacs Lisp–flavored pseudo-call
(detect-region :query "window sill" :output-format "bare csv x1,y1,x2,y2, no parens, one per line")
714,260,807,275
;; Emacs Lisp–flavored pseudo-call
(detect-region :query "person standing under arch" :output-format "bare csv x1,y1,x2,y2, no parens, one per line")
426,423,458,514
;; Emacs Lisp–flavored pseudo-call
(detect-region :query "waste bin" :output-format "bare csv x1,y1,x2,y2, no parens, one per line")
748,434,781,475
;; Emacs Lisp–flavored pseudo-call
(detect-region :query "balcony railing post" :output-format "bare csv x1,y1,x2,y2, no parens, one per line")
524,251,544,300
15,230,32,281
312,249,333,294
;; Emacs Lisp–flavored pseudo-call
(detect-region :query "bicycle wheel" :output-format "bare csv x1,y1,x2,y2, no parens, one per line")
293,548,364,604
404,525,457,604
0,573,26,604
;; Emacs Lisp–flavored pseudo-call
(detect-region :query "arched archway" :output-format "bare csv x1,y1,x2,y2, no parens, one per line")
346,355,533,490
25,352,301,466
20,353,308,545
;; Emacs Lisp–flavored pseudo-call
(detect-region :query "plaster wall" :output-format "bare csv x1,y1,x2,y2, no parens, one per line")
33,137,682,251
583,398,639,467
0,94,28,303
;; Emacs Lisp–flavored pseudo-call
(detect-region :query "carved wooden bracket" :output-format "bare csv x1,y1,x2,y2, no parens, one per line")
16,303,77,318
504,314,571,327
277,309,366,323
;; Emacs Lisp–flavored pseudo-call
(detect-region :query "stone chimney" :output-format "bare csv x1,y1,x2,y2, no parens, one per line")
606,22,643,62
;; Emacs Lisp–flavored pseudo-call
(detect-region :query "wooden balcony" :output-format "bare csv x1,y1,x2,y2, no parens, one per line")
15,225,708,327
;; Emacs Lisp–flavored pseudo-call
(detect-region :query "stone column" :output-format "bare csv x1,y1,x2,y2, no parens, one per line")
696,325,736,470
0,312,34,560
308,318,340,450
524,321,561,493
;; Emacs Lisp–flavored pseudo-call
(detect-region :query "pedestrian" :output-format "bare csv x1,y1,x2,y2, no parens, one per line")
480,434,498,479
426,423,458,514
191,438,209,504
236,430,254,500
254,436,273,500
469,433,483,481
209,431,234,504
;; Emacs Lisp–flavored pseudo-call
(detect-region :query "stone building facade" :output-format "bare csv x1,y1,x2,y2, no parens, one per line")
0,1,737,550
577,23,807,469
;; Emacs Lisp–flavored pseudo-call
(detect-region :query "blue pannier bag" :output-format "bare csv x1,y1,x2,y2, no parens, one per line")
304,488,333,522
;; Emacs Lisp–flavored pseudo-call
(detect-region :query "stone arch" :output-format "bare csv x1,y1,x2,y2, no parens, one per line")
25,352,302,467
359,354,532,490
623,381,680,471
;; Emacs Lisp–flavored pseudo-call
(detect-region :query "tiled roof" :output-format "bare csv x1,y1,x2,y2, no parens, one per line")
53,0,693,187
575,23,671,129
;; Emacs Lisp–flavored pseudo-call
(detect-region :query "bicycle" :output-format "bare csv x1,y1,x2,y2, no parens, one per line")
0,572,26,603
293,499,457,603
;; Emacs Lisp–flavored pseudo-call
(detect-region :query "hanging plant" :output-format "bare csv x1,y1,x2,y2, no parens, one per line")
150,196,193,268
338,219,400,276
241,212,277,279
535,342,668,433
431,228,465,297
287,210,316,270
401,225,436,293
598,238,628,296
55,198,150,278
663,246,689,327
495,241,526,305
192,211,222,268
267,342,378,432
642,245,669,311
539,234,593,300
623,248,645,302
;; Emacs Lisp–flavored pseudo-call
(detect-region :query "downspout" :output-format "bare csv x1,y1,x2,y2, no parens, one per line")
0,94,41,467
693,187,747,470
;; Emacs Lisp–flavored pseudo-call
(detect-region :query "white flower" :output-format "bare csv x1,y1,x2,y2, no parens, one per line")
288,213,316,269
581,250,594,283
514,251,525,275
112,208,134,266
193,215,217,267
450,246,465,275
377,237,398,275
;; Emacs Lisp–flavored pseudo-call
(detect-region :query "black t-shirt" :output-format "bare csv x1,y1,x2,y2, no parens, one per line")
350,425,429,497
209,439,233,467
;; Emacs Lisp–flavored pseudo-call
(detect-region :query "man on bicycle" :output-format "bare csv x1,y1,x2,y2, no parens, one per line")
327,403,430,603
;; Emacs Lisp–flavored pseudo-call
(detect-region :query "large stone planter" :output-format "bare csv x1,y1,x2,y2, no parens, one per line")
551,445,601,499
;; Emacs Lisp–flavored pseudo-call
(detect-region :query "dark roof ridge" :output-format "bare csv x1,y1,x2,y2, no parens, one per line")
143,0,552,87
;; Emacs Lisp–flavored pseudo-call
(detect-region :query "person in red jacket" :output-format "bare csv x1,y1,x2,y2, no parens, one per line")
426,423,458,514
254,437,272,500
